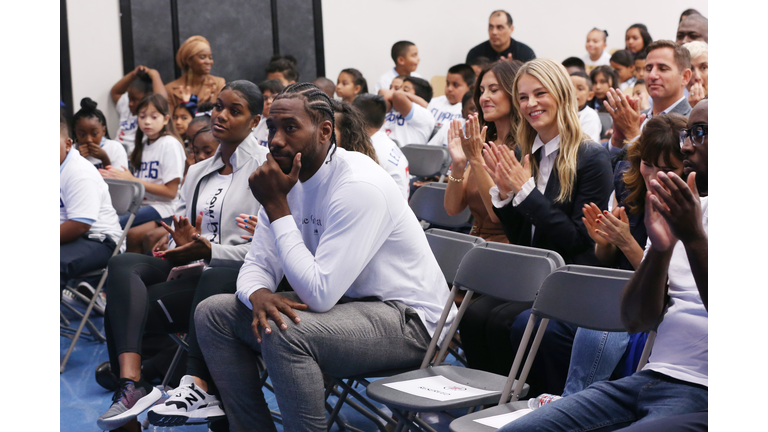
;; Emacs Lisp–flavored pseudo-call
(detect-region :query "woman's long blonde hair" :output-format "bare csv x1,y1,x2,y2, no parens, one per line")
512,59,588,203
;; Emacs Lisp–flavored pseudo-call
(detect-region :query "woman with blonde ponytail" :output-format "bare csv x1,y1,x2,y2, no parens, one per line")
473,58,613,397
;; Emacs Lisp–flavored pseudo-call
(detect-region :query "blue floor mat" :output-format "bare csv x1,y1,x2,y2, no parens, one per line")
61,307,462,431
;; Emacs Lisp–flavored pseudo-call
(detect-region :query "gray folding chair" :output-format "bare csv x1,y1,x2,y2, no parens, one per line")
324,229,486,431
409,183,473,229
400,144,451,181
60,179,144,373
449,265,649,432
598,112,613,140
366,243,563,432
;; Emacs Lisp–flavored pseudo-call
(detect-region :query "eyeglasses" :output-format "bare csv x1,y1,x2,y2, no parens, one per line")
679,124,707,147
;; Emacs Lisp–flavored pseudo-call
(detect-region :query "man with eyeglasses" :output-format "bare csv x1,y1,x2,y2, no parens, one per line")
497,101,708,432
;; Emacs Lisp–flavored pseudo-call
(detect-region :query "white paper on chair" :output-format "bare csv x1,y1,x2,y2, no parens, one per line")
473,409,533,428
381,375,496,402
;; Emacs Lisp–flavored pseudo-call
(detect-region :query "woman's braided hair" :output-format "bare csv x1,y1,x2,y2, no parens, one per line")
273,82,337,160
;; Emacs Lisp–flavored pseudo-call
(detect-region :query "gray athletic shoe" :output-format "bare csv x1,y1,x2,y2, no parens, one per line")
96,379,162,430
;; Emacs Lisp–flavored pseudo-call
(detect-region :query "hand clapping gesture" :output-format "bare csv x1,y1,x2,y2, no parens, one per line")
646,171,705,252
604,88,645,147
582,203,635,250
482,141,531,201
459,114,488,164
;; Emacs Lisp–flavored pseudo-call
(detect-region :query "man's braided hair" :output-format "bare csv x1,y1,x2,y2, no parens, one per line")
273,82,337,160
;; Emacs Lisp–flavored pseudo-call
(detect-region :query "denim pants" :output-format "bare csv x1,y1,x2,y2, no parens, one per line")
60,236,116,290
497,370,708,432
119,205,170,228
563,329,630,396
195,293,432,432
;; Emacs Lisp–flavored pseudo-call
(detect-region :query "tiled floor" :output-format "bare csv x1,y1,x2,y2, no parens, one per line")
61,307,460,432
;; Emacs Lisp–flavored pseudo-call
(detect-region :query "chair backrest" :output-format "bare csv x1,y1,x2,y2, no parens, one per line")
532,265,634,332
105,179,145,216
425,229,485,285
485,241,566,268
598,112,613,139
409,183,473,228
422,241,561,368
453,243,559,303
400,144,451,177
503,264,635,403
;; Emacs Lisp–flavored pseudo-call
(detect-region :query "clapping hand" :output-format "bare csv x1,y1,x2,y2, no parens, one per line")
647,171,705,250
688,83,706,108
459,114,487,163
482,141,531,200
604,88,645,147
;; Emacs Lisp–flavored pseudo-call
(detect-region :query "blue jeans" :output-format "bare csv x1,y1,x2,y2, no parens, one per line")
563,329,630,396
119,205,170,229
497,370,708,432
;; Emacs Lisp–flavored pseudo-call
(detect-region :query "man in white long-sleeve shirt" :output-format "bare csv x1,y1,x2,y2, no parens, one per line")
195,83,455,432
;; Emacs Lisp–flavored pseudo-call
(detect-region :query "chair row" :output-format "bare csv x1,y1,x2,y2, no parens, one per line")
361,229,644,432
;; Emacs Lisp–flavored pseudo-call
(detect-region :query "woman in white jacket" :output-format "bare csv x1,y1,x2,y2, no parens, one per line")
97,81,269,432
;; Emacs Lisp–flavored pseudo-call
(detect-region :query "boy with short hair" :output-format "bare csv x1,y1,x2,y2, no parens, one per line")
427,91,476,148
632,79,650,111
378,76,435,146
373,41,423,93
569,70,602,143
265,58,299,86
352,94,410,200
427,64,475,130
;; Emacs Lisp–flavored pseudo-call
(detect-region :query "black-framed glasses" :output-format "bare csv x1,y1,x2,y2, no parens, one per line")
679,124,707,147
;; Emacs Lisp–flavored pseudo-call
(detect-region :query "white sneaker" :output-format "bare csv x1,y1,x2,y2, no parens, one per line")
146,376,226,426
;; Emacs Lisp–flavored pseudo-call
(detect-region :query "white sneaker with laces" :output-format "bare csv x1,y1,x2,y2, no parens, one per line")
147,375,226,426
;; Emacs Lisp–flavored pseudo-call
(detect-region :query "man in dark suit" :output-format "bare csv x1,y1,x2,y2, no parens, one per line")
465,10,536,64
604,40,692,157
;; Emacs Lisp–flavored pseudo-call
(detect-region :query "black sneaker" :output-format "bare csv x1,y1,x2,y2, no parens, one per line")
96,378,161,430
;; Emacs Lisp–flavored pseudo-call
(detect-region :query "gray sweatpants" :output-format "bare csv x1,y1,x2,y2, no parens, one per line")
195,293,432,432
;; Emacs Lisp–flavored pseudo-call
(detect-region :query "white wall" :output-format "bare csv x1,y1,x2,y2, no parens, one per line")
322,0,708,88
66,0,124,138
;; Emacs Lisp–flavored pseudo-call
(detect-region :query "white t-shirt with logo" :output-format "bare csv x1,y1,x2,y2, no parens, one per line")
60,149,124,250
370,130,410,200
115,93,139,155
374,68,423,94
380,104,435,147
426,95,463,130
77,137,129,170
643,197,708,387
134,135,186,218
196,172,234,245
251,117,269,148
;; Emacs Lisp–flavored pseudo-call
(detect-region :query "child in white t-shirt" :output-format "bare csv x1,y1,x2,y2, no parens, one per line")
373,41,423,94
72,97,128,171
582,28,611,74
101,94,186,253
428,91,477,148
570,70,602,143
378,76,436,146
110,65,168,155
427,64,475,130
351,94,411,200
251,79,285,147
60,114,123,290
